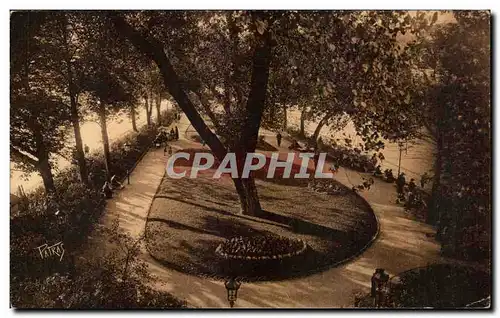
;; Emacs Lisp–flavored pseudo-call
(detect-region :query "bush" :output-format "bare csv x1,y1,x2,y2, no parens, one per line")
11,113,176,307
286,127,375,173
389,264,490,308
11,223,186,308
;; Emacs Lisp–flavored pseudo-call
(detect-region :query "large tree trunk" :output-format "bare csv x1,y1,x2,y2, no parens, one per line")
38,155,55,194
233,23,273,216
112,15,273,217
130,104,138,132
233,176,263,216
33,126,56,193
98,102,112,182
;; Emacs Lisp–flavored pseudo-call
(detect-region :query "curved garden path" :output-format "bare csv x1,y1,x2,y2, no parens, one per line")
101,113,450,308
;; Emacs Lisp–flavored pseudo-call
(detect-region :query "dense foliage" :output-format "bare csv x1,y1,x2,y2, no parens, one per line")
389,264,490,308
11,113,177,308
411,12,491,260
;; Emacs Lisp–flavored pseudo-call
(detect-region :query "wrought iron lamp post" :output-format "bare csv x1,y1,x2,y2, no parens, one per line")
371,268,390,308
123,143,131,184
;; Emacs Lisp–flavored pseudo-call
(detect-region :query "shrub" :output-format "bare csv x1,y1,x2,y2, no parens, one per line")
389,264,490,308
11,113,176,307
11,223,186,308
286,127,375,173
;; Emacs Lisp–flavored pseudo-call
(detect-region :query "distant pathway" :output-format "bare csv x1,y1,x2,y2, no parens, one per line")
101,113,449,308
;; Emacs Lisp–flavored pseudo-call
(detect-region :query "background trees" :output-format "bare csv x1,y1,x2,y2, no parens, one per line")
412,11,490,260
11,12,71,193
112,11,433,217
11,10,491,261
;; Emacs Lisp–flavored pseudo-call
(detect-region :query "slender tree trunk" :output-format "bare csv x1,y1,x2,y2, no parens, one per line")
144,96,152,127
98,102,112,182
429,137,442,226
130,104,138,132
69,98,88,185
155,93,161,125
312,113,333,144
195,91,223,131
61,14,88,186
283,104,287,130
299,107,306,137
144,94,154,127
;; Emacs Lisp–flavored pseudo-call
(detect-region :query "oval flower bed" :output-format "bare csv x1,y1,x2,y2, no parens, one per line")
216,235,307,260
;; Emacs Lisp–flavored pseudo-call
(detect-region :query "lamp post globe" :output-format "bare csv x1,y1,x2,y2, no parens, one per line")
224,277,241,308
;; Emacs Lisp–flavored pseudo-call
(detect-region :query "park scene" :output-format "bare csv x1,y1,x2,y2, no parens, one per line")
10,10,491,309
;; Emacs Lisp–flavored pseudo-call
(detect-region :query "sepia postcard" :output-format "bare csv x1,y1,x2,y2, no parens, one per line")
9,8,491,310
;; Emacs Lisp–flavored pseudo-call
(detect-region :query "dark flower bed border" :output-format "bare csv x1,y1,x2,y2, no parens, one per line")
215,236,307,260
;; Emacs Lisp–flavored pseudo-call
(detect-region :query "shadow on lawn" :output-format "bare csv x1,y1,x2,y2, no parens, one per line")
146,195,377,282
169,149,316,188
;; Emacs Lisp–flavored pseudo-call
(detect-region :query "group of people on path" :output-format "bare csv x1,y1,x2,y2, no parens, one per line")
273,130,431,207
101,113,183,199
155,126,179,147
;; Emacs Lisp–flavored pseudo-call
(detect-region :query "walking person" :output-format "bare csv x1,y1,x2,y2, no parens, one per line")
420,172,430,188
276,132,282,147
164,141,169,156
175,126,179,140
406,178,417,208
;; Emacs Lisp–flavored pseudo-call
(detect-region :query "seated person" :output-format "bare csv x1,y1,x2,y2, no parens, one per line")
408,178,417,193
288,139,301,150
101,181,113,199
373,165,383,176
363,177,375,190
329,163,339,173
384,169,395,183
110,175,124,190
